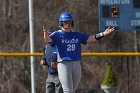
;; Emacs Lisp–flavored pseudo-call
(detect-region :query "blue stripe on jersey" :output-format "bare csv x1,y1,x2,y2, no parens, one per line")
50,30,89,62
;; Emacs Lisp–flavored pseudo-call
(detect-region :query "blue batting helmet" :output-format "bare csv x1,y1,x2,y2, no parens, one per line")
59,12,74,27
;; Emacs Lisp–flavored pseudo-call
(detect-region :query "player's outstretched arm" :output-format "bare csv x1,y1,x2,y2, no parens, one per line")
87,26,115,43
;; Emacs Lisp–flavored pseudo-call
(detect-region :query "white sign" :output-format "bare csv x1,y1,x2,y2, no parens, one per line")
131,20,140,26
106,20,118,26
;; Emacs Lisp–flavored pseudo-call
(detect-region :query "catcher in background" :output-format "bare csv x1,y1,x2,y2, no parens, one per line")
43,11,115,93
40,43,63,93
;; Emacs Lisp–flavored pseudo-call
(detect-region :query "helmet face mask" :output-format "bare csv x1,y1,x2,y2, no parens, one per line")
59,12,74,27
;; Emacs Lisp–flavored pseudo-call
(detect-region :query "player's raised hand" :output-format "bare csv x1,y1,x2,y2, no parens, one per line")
42,26,52,42
42,26,50,34
103,26,115,36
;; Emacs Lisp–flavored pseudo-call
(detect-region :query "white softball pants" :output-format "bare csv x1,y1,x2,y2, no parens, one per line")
57,61,81,93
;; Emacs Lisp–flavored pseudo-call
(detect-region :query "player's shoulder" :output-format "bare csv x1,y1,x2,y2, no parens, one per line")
71,30,78,33
53,30,62,33
51,30,61,36
58,30,62,32
71,30,83,34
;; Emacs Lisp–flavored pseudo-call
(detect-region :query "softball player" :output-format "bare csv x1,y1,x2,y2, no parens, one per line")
43,12,115,93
